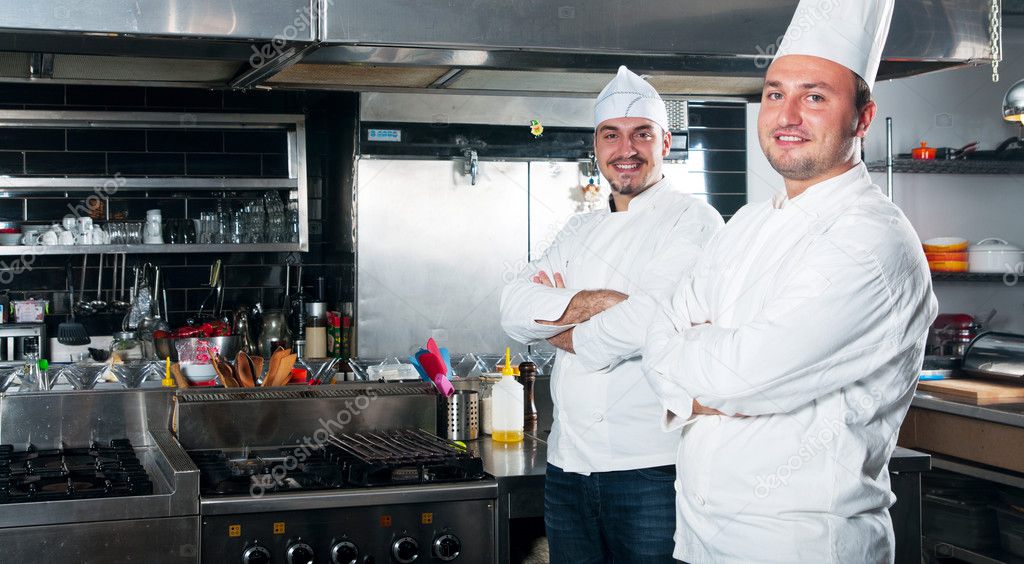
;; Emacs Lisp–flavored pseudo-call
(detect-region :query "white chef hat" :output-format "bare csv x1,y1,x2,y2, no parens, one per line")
594,65,669,131
774,0,895,90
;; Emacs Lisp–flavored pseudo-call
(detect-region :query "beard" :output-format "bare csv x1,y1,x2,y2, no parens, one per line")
606,159,651,195
764,134,858,181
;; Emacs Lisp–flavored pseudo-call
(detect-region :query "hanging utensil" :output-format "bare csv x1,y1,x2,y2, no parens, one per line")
75,255,93,316
110,253,131,312
195,259,222,322
57,263,90,346
85,253,108,313
152,266,171,332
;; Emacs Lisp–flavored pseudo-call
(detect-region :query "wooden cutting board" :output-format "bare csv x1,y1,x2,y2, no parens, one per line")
918,378,1024,404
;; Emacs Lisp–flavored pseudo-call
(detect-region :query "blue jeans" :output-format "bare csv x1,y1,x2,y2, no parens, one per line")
544,463,679,564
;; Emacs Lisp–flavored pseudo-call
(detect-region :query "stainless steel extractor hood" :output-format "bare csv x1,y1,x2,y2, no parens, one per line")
0,0,999,96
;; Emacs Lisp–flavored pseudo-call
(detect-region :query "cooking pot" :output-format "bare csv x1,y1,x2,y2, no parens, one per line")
968,238,1024,274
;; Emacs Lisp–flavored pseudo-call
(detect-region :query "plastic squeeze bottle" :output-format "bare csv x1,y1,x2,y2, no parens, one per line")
491,347,525,443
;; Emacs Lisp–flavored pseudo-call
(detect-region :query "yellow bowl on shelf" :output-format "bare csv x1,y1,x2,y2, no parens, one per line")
922,237,969,253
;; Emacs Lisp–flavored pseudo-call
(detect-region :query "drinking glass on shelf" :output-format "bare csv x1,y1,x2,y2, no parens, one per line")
230,204,245,244
106,222,123,245
243,199,266,243
264,191,287,243
126,222,143,245
198,212,218,244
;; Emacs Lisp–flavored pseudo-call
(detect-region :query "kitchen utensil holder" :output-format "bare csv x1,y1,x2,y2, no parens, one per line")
439,390,479,441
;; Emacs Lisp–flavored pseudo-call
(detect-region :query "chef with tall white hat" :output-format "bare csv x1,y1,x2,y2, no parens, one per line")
501,66,723,563
642,1,938,562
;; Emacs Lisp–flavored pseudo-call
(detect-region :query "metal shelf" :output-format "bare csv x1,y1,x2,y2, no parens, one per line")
932,272,1013,283
0,110,310,252
929,455,1024,490
923,536,1022,564
0,177,298,191
867,159,1024,175
0,243,305,255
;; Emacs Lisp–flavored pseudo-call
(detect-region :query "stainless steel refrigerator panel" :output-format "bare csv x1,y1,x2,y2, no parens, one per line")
356,159,529,357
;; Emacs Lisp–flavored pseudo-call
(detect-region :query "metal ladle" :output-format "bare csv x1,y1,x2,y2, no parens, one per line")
75,255,94,316
85,253,108,314
110,253,131,312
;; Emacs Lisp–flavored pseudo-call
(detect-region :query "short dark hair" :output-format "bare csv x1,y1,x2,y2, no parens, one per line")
853,71,871,112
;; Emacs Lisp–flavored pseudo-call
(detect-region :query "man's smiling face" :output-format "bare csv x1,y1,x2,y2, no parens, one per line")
758,55,875,190
594,117,671,197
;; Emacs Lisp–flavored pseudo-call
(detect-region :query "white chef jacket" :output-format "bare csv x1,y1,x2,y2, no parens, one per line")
500,178,723,474
643,163,937,563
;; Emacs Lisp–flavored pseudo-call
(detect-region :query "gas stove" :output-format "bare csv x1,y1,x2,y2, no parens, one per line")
176,385,498,564
189,429,485,496
0,438,154,504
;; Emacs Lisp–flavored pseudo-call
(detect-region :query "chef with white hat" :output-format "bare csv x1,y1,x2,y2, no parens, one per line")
501,66,723,563
642,1,937,562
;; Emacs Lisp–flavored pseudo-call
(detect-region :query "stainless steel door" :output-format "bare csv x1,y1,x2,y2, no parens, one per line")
356,159,529,357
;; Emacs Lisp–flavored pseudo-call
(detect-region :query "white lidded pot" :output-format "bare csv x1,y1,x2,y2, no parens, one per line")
968,238,1024,273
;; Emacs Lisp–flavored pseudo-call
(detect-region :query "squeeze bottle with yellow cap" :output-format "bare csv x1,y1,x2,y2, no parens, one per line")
491,347,525,443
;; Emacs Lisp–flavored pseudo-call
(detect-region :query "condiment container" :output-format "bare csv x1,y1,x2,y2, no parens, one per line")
491,348,524,443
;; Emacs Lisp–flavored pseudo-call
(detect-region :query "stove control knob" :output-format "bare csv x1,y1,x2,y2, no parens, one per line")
331,540,359,564
432,534,462,561
391,536,419,563
287,542,316,564
242,545,272,564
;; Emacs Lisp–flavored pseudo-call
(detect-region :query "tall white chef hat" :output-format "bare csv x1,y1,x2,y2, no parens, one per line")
594,66,669,131
773,0,895,90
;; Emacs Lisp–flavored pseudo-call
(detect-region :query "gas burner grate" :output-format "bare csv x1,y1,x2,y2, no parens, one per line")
188,429,484,495
326,429,484,487
0,439,153,504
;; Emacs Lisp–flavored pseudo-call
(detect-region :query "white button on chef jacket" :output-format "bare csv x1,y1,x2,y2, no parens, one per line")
501,178,723,475
644,164,938,563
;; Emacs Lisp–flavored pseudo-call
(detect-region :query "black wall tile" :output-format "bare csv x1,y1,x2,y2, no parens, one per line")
148,130,223,153
26,198,93,221
688,129,745,151
25,152,106,175
224,131,288,154
261,154,289,177
0,129,65,151
66,85,146,107
163,289,188,313
222,90,294,111
145,87,223,109
186,153,261,176
107,153,185,176
0,198,23,220
687,150,746,172
0,152,23,174
0,84,64,105
688,105,746,129
106,197,186,221
9,267,67,292
67,129,146,152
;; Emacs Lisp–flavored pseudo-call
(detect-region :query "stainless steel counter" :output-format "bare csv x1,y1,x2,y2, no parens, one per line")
912,391,1024,429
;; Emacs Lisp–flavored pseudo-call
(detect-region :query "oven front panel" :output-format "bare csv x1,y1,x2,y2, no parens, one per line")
202,498,496,564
